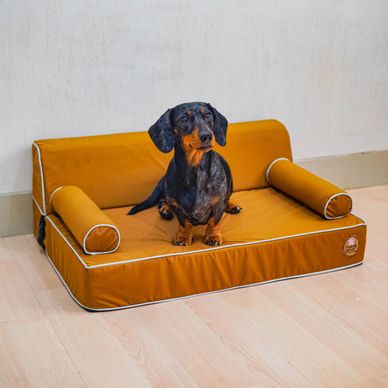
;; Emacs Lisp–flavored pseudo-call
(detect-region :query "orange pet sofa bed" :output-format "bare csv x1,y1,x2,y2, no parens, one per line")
32,120,366,311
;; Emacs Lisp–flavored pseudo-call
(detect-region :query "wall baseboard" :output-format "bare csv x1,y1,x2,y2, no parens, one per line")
1,150,387,237
0,192,34,237
297,149,388,190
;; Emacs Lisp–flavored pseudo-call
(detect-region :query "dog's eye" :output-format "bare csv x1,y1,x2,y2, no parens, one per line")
205,112,213,121
180,116,188,124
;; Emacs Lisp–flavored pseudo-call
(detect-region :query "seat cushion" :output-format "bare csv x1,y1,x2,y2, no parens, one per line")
43,188,366,310
95,188,362,265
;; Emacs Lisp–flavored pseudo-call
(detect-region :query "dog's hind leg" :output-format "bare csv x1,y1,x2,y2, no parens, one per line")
158,199,174,220
225,200,241,214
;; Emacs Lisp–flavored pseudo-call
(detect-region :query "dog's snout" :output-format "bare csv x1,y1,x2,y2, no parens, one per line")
200,133,212,143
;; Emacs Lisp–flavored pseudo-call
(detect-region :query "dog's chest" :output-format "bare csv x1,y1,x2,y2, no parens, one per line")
176,162,228,224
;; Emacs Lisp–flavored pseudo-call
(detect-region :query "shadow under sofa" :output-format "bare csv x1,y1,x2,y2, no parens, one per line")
32,120,366,311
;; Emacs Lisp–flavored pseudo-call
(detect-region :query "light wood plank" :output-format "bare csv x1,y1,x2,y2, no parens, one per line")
0,319,85,388
188,289,363,387
0,184,388,387
0,244,43,323
133,301,265,387
350,375,388,388
36,288,151,388
5,235,59,295
102,310,201,388
260,280,388,380
0,238,11,263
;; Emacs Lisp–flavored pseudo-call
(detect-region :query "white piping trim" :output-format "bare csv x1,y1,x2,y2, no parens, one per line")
46,216,88,269
265,157,290,183
47,216,120,259
82,224,121,255
32,196,44,216
32,142,47,215
324,192,353,220
49,186,64,207
90,223,366,269
45,214,366,269
43,248,363,312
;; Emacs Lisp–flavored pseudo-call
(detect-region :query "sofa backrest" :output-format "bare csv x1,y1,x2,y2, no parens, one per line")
32,119,292,214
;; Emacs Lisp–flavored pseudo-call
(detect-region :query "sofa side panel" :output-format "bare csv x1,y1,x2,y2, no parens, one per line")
44,217,90,307
32,144,46,215
32,200,41,239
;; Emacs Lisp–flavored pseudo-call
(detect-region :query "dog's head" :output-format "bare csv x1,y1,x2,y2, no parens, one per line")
148,102,228,154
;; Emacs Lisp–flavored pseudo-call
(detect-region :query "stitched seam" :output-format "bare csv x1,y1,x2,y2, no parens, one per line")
89,223,366,268
32,196,44,216
49,186,64,207
46,214,366,269
265,157,290,183
32,142,47,215
83,224,121,255
44,247,363,312
324,193,353,220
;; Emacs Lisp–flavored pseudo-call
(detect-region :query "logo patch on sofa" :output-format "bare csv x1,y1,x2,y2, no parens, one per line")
343,236,359,256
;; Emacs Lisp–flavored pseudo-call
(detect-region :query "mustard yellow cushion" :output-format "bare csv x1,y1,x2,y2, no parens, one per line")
266,158,352,219
43,188,366,310
51,186,120,254
32,120,292,213
31,120,366,311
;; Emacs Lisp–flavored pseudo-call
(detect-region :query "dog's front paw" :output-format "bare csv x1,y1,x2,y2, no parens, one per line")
204,235,222,246
173,234,192,246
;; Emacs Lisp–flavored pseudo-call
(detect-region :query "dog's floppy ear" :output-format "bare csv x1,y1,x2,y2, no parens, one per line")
207,104,228,146
148,108,175,153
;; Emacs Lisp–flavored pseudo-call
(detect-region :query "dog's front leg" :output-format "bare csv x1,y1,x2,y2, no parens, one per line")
173,221,193,246
204,218,222,246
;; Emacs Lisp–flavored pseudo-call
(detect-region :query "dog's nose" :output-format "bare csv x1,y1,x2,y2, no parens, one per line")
200,133,212,143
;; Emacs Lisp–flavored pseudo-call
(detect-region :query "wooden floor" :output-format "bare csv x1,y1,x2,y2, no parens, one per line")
1,185,388,387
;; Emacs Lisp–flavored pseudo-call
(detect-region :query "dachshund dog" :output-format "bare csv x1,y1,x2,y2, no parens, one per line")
128,102,241,246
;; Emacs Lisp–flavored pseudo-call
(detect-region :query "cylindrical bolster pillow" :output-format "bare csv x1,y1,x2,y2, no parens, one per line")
266,158,352,219
51,186,120,254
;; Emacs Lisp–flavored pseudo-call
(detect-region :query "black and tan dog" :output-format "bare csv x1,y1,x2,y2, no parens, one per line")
128,102,240,246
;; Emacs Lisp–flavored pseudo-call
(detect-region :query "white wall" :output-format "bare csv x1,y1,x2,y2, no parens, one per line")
1,0,388,195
